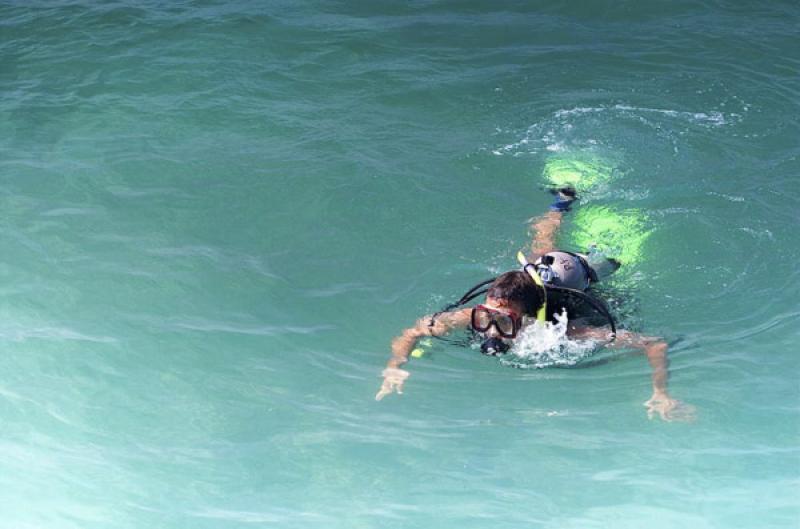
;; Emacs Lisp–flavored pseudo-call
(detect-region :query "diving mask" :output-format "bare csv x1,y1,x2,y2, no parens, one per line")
471,304,522,339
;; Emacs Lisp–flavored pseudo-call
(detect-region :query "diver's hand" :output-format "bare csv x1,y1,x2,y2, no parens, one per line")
375,368,410,401
644,392,696,422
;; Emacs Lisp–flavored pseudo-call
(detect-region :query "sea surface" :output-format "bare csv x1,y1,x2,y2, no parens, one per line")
1,2,799,528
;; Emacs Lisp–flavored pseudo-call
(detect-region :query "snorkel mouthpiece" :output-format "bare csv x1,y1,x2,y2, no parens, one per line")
481,337,510,356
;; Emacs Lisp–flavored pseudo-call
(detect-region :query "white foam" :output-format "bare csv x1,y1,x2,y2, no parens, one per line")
500,310,599,369
492,104,739,160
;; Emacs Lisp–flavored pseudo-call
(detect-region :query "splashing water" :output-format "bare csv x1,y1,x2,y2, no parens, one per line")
501,310,600,369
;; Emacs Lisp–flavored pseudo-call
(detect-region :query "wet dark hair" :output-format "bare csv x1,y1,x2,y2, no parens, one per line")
485,271,543,316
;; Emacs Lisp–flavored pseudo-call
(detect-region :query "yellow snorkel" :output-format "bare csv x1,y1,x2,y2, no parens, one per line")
517,251,547,323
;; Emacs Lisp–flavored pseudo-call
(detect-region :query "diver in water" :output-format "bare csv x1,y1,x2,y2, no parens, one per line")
376,189,695,422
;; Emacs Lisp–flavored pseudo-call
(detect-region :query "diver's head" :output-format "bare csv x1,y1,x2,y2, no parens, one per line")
485,271,543,317
472,300,520,355
472,271,544,355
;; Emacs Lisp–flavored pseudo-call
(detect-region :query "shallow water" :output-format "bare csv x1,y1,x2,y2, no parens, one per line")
1,2,799,528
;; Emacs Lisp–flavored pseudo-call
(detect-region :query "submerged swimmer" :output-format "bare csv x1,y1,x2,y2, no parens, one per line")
376,189,695,422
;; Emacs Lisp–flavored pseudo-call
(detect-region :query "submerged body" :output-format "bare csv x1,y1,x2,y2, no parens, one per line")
376,190,694,422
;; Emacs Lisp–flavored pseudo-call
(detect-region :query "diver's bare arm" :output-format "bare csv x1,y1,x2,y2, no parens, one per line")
528,210,564,258
385,309,471,369
630,335,670,400
603,330,671,397
611,331,694,420
643,340,670,398
568,327,692,421
376,309,470,400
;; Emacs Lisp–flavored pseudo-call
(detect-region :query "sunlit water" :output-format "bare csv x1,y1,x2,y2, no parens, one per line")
1,2,798,528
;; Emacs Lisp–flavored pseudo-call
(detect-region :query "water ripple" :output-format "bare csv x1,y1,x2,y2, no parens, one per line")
163,317,334,337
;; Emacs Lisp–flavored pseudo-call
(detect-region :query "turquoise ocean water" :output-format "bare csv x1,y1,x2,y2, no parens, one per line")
1,2,799,527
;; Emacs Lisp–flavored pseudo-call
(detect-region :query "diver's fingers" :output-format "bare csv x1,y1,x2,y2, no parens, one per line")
644,397,663,421
376,369,410,401
375,379,395,401
667,402,697,423
644,398,654,419
391,377,406,396
656,399,674,422
645,397,695,422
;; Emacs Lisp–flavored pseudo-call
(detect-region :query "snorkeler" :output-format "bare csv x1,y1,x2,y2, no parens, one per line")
375,189,695,422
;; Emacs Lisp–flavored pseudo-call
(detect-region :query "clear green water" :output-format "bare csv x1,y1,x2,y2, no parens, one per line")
1,2,798,528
